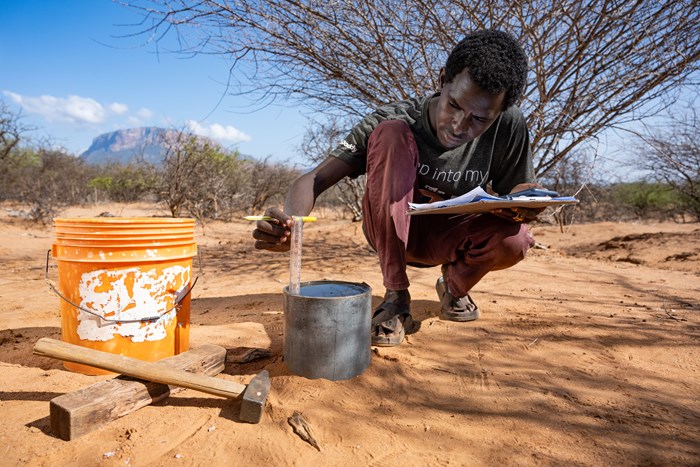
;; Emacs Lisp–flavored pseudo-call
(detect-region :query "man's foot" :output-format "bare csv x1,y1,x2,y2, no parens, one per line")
371,289,413,347
435,267,480,322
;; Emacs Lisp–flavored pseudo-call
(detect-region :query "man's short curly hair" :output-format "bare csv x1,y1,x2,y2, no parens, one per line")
444,30,528,109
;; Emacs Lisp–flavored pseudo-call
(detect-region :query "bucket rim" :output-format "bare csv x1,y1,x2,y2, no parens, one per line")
283,280,372,298
54,217,196,225
51,242,197,262
56,226,195,237
55,231,195,239
53,240,196,248
55,238,196,243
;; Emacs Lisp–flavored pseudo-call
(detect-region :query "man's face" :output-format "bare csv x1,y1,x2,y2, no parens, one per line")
430,68,506,149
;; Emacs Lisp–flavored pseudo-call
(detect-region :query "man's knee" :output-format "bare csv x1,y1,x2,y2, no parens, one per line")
367,120,418,166
369,120,413,145
365,120,419,200
499,224,535,267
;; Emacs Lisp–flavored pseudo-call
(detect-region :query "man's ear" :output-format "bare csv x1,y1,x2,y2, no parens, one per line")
438,68,446,88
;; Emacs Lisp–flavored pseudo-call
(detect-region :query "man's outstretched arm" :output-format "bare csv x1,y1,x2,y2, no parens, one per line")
252,156,355,252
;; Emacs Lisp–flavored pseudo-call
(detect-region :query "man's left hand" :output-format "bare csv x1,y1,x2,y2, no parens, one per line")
491,182,549,223
491,206,544,223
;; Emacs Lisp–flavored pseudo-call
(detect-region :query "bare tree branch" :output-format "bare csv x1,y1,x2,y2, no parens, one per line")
634,99,700,219
0,101,31,160
124,0,700,176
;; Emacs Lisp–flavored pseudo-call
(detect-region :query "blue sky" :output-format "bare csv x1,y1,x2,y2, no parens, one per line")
0,0,308,164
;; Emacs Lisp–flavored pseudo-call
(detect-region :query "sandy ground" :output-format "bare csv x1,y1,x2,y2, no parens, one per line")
1,202,699,466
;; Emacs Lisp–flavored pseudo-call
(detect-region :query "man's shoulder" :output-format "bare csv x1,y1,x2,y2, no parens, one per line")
499,105,528,127
374,95,429,118
481,105,528,142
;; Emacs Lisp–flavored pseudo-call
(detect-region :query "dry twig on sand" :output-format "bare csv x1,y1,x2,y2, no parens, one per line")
288,411,322,451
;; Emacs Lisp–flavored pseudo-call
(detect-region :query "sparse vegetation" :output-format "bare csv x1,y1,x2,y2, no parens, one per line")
87,163,158,203
636,101,700,221
611,181,678,220
1,141,694,224
0,112,302,222
0,147,96,222
156,130,301,222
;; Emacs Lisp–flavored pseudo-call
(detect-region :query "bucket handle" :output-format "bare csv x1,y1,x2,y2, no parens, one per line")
45,250,198,324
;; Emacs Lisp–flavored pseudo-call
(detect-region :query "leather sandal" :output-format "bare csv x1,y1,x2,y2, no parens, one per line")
371,290,413,347
435,275,480,322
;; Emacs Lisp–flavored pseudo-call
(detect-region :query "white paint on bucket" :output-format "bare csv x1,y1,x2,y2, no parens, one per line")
76,265,190,342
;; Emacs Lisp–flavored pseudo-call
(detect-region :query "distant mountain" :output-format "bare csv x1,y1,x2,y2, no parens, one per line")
80,127,178,165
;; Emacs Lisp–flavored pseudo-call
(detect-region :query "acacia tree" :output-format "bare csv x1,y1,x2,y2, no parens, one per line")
237,156,300,213
637,109,700,220
157,128,248,219
126,0,700,178
158,129,194,217
0,101,30,161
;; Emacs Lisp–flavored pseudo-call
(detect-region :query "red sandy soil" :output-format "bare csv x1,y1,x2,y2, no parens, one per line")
1,202,698,466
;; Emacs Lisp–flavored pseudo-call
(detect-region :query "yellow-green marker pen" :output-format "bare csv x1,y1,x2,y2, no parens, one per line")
244,215,317,222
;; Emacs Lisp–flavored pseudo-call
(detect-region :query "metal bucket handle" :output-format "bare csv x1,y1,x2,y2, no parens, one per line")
44,250,199,324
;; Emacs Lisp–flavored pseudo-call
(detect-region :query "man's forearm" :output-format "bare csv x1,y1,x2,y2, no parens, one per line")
283,155,356,216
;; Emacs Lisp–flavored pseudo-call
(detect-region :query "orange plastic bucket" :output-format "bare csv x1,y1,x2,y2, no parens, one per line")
50,217,197,375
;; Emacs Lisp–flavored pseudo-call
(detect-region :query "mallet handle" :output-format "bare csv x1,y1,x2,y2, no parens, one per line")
34,338,246,398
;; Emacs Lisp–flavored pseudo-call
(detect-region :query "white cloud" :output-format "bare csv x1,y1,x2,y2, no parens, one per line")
125,108,154,127
3,91,106,124
186,119,251,143
137,108,153,119
109,102,128,115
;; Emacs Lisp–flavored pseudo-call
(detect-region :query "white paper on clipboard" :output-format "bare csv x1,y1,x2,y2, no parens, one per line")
407,187,578,216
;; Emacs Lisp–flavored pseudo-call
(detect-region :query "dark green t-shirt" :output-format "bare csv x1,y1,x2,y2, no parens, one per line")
329,93,534,199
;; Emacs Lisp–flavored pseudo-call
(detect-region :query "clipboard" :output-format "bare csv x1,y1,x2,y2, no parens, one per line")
407,187,578,216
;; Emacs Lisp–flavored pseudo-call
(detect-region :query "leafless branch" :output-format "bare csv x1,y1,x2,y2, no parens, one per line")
124,0,700,176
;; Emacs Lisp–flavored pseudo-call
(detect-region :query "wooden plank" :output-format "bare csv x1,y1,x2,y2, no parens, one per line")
35,338,247,398
49,344,226,440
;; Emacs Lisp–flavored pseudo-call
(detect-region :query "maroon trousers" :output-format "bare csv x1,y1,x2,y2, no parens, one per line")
361,120,534,298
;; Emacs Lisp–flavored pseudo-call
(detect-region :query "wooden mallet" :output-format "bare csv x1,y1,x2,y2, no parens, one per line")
33,338,271,424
